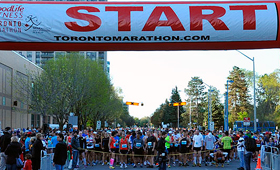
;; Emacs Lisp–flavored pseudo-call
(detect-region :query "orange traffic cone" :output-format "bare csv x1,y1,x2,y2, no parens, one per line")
255,154,262,170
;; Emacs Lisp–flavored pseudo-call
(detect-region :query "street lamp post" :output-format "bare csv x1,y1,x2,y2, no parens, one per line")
202,82,213,130
189,97,192,129
236,50,257,132
225,80,234,131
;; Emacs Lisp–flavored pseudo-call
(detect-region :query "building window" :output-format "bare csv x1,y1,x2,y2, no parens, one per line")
27,52,32,62
31,114,34,128
99,52,104,60
86,52,96,60
35,52,40,64
2,97,5,106
36,115,40,128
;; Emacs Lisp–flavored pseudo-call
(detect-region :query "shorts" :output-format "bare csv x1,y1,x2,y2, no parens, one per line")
179,148,188,154
222,149,231,157
103,148,109,153
147,148,154,155
95,147,102,151
134,148,144,157
174,146,179,152
120,150,128,154
193,147,202,151
111,148,119,153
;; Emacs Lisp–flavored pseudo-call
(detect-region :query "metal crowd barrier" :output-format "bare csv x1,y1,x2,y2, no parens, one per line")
40,152,54,170
261,145,279,170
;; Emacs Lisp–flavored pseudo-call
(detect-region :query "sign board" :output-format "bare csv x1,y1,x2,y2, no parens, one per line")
0,1,279,51
68,116,78,126
210,121,214,131
243,117,250,126
104,121,108,127
96,121,101,130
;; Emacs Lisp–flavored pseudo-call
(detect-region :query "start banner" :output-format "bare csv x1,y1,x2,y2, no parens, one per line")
0,1,279,51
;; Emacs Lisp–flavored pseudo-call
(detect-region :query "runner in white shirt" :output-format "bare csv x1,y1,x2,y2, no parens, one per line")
192,130,203,167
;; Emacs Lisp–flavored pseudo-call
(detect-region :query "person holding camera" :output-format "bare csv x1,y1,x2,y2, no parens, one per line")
156,131,168,170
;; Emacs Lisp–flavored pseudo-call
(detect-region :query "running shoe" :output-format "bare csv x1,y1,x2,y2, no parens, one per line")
222,164,224,167
133,165,137,168
120,164,123,169
193,163,196,167
168,164,171,168
124,164,127,169
198,163,201,167
109,166,115,169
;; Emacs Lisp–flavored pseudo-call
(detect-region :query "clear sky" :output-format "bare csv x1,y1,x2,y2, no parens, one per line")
107,0,280,118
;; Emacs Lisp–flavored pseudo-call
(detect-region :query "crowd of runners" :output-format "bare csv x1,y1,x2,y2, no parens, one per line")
0,126,280,170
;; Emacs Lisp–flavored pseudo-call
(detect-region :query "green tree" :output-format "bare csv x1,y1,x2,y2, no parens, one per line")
227,66,251,127
184,77,207,127
257,70,280,124
209,87,224,129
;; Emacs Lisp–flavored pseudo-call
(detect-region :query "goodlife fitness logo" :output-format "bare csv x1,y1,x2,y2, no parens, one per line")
64,4,269,32
0,5,24,33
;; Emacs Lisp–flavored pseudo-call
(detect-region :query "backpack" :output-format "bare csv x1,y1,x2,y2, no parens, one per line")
245,137,256,152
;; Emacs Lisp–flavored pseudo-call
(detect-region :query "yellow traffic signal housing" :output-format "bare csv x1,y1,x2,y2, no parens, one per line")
173,103,179,106
133,102,139,106
180,102,187,106
126,102,132,105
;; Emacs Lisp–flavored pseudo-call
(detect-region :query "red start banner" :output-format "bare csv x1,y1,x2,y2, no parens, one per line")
0,1,279,51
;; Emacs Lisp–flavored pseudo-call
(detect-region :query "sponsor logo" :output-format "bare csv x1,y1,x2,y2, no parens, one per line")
24,15,50,33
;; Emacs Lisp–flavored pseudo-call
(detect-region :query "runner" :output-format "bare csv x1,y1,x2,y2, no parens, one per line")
109,131,118,169
133,132,144,168
119,132,129,169
145,130,156,168
102,132,109,166
178,130,190,167
221,131,233,164
94,133,102,165
192,130,203,167
86,131,95,166
204,131,216,166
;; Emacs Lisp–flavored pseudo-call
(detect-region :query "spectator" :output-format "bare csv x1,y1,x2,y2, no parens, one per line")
53,133,67,170
32,133,43,170
25,132,32,154
71,131,80,170
5,136,22,170
51,132,58,152
23,154,32,170
0,127,12,169
237,131,245,170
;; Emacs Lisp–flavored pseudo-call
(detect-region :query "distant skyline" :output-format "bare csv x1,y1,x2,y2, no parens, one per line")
108,49,280,118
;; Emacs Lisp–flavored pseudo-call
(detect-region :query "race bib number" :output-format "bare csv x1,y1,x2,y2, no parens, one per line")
175,144,178,147
257,144,261,147
170,143,173,147
136,143,141,147
182,141,187,145
95,144,100,147
122,144,127,148
148,142,152,146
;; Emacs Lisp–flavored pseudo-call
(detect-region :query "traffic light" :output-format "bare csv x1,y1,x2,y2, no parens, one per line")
126,101,143,106
170,102,187,106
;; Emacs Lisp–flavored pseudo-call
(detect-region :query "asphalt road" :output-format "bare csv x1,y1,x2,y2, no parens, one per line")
67,159,258,170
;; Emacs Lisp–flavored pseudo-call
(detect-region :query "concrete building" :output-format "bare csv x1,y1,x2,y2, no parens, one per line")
0,51,49,129
18,51,109,73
